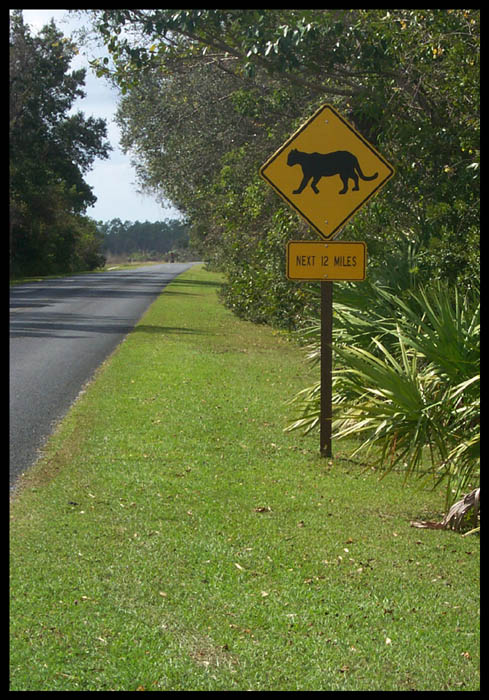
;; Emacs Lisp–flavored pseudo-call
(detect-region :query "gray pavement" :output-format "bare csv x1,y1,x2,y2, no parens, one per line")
9,263,195,490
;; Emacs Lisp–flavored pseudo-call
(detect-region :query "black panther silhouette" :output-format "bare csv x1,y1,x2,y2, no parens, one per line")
287,148,378,195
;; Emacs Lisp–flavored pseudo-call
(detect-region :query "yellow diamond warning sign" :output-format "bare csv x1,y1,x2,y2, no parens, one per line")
260,104,394,240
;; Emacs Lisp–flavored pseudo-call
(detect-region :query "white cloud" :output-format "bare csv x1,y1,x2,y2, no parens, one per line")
16,10,181,224
85,160,179,222
20,9,70,33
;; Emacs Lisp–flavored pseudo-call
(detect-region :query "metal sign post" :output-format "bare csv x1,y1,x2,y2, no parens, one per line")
320,281,333,457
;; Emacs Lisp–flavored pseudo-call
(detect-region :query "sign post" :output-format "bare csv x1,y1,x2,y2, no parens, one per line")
260,103,394,457
320,281,333,457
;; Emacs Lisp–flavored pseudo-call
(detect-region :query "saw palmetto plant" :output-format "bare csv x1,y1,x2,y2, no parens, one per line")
286,280,480,513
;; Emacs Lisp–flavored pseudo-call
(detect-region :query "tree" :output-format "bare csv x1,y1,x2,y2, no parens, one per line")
10,11,111,276
83,10,480,512
99,219,189,257
85,9,479,321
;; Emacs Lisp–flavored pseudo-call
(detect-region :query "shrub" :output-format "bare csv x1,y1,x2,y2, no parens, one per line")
286,280,480,509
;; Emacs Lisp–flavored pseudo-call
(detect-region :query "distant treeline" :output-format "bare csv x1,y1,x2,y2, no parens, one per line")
98,218,189,257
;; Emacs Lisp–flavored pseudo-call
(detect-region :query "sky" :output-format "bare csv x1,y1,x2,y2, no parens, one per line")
19,9,182,224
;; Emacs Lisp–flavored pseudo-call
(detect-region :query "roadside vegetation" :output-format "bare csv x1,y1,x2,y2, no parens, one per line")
286,279,480,513
86,9,479,316
10,267,479,691
82,9,479,509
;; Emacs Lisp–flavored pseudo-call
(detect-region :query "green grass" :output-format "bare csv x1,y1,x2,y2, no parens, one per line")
10,265,479,691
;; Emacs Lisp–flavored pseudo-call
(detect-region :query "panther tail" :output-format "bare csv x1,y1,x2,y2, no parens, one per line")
355,160,378,181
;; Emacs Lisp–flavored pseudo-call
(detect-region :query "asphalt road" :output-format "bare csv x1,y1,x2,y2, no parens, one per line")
9,263,195,490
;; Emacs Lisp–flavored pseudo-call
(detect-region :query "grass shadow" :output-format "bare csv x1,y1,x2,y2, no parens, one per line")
169,278,223,289
133,325,208,335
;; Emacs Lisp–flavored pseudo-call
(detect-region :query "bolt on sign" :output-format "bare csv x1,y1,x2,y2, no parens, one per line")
260,104,395,240
287,241,366,281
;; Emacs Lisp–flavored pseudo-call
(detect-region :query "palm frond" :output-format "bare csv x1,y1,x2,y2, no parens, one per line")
285,278,480,509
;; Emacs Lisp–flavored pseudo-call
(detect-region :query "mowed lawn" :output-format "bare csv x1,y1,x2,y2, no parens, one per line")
10,265,479,691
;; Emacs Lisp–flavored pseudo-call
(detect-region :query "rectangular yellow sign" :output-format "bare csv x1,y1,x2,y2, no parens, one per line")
287,241,367,281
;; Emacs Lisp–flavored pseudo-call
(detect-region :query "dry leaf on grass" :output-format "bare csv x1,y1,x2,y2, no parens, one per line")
410,488,480,532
